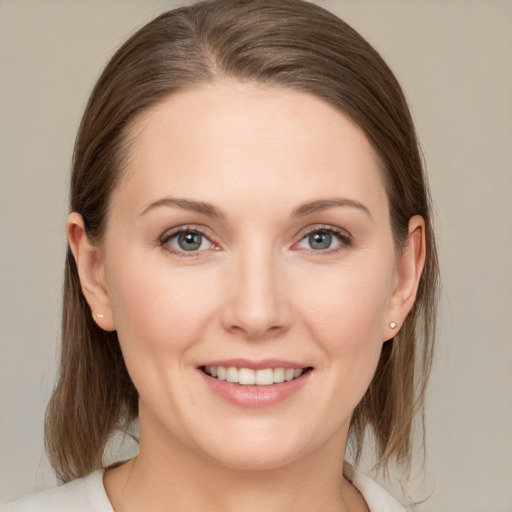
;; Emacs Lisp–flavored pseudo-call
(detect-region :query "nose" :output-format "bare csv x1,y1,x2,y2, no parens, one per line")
221,246,292,340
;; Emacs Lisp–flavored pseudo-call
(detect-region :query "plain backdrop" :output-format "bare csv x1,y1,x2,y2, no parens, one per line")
1,1,511,510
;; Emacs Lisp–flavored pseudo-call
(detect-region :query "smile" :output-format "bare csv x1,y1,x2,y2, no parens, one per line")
202,366,306,386
198,362,313,407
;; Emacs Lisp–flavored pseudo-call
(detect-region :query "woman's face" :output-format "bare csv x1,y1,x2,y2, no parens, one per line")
83,82,413,470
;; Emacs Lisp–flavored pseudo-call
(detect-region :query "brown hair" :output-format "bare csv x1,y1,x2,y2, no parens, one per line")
46,0,439,482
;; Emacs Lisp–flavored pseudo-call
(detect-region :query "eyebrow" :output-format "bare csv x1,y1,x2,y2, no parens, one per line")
140,197,225,218
140,196,370,219
292,198,372,218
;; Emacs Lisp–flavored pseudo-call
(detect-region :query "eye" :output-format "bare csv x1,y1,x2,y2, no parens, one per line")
296,227,351,252
162,228,213,254
305,231,335,250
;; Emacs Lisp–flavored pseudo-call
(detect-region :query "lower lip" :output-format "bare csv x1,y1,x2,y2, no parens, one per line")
198,369,311,408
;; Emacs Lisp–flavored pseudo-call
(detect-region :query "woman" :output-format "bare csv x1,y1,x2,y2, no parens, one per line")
3,0,439,510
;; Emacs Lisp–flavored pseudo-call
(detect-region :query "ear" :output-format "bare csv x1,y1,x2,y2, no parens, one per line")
66,212,116,331
383,215,426,341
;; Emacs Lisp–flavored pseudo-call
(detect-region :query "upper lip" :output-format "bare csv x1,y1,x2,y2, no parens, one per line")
198,359,310,370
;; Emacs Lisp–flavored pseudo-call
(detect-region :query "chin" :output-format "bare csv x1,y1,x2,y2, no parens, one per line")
204,443,306,472
189,420,328,472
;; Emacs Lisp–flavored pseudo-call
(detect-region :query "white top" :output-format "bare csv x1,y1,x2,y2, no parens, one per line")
2,466,406,512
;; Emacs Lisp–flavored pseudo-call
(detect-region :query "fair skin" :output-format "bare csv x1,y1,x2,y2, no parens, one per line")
67,81,425,512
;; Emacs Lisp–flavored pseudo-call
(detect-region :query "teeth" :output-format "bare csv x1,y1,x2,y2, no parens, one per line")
255,368,274,386
238,368,256,385
204,366,305,385
273,367,285,383
226,367,238,383
285,368,295,381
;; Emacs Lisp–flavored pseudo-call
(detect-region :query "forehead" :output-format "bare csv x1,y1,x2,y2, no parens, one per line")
114,81,387,216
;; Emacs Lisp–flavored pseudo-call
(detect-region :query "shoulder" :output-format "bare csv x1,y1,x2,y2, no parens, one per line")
345,463,408,512
1,470,113,512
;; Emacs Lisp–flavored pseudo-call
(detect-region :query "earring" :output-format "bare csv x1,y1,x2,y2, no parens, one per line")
97,313,104,319
389,321,397,329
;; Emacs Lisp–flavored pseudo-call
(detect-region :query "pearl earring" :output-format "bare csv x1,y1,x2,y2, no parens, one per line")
389,321,397,329
97,313,104,319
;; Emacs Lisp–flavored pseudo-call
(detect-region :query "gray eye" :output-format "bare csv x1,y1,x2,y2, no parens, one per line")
308,231,332,250
174,231,205,251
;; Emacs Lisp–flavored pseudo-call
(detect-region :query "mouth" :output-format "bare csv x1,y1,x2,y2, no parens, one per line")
200,366,312,386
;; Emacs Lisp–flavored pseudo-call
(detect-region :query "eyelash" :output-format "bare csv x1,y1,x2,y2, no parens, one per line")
159,224,353,257
295,225,353,254
160,226,216,257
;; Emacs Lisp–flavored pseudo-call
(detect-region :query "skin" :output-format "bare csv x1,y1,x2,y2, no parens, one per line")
68,81,425,512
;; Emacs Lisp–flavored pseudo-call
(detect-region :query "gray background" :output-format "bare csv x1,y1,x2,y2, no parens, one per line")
1,1,511,510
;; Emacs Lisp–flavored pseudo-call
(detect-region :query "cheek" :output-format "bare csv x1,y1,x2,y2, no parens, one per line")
295,261,393,346
105,254,222,355
104,255,225,421
292,255,395,398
